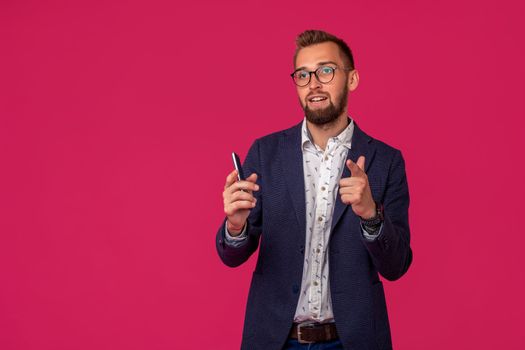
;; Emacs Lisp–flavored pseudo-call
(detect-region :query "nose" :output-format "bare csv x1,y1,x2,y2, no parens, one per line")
308,73,322,90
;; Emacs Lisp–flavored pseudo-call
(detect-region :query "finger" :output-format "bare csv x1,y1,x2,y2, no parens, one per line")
346,159,364,178
339,183,365,195
228,180,260,194
225,200,257,215
339,177,365,188
341,190,363,202
340,194,356,205
356,156,366,172
245,173,258,183
339,186,357,195
224,169,238,189
230,191,257,203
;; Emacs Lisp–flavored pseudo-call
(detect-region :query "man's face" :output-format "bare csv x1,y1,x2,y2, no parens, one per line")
294,42,354,125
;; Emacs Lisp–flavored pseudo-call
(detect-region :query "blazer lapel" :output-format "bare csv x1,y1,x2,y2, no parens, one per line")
331,121,376,231
281,122,306,241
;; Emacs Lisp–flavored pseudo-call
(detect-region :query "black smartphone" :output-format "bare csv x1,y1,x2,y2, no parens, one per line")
231,152,245,181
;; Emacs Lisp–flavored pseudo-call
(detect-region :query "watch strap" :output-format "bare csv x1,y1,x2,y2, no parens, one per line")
360,201,384,227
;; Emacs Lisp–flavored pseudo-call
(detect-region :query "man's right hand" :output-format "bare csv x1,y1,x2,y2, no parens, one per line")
223,170,259,236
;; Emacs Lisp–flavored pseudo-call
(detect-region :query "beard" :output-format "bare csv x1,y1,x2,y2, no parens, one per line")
302,83,348,126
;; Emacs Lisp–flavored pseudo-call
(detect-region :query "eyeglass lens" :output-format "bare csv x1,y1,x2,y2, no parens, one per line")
292,66,335,86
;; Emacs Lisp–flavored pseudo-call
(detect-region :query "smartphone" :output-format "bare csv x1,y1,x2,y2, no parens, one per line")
231,152,245,181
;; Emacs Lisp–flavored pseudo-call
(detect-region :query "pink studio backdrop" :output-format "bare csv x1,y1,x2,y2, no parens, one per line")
1,0,524,349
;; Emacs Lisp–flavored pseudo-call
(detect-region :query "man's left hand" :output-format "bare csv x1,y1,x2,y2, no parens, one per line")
339,156,376,219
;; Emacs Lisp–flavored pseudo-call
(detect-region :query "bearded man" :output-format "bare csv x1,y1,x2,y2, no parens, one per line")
216,29,413,350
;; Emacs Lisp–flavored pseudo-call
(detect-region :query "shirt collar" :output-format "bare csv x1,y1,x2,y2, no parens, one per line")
301,116,354,151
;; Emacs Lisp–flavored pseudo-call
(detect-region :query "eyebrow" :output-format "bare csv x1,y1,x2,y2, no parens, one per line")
295,61,339,71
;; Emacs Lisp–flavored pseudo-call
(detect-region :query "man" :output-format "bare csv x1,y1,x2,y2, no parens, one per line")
216,30,413,350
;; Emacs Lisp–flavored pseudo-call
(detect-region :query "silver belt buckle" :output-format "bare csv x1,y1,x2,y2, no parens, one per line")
297,321,316,344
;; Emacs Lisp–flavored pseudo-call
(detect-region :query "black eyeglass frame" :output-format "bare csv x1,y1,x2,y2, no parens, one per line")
290,65,353,87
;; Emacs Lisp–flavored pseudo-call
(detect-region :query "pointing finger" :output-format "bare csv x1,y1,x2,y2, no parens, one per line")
346,159,362,177
346,157,367,178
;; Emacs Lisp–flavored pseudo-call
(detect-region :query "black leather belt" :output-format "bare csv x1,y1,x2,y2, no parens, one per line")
289,322,339,344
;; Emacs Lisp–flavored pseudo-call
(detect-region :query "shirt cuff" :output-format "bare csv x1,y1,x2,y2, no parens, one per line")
224,222,248,247
360,221,384,241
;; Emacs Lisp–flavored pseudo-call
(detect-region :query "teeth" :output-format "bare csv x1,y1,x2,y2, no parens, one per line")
311,97,327,102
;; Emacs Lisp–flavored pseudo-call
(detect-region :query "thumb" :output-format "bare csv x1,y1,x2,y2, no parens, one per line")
356,156,366,172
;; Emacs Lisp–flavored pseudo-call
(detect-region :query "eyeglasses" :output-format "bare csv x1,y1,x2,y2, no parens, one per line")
290,65,352,87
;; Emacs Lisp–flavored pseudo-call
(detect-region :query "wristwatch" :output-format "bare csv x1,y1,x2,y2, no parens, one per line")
360,201,384,227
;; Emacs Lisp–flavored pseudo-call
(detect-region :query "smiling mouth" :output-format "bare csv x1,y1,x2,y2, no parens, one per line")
308,96,329,105
310,96,327,101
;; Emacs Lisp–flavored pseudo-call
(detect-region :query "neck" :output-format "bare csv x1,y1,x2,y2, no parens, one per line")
306,113,349,150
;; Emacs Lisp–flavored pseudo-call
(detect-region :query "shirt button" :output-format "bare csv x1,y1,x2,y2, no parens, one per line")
318,217,323,222
313,281,319,286
316,248,321,253
324,156,329,161
320,186,326,191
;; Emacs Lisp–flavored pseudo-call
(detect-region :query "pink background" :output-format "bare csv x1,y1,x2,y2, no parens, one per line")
1,0,524,349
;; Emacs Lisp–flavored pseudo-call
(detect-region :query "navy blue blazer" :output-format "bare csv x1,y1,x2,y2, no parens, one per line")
216,120,412,350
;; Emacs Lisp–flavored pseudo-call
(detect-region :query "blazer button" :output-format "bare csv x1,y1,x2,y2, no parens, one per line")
292,285,299,294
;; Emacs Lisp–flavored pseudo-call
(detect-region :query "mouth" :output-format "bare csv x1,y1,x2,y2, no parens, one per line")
307,95,329,106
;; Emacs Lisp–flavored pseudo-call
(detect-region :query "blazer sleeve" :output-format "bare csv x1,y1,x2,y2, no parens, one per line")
361,149,413,281
215,139,263,268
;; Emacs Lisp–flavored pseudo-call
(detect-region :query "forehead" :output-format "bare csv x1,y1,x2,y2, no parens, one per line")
295,42,344,69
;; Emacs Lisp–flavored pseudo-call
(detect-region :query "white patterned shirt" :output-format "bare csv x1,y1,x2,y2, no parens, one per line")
292,117,354,322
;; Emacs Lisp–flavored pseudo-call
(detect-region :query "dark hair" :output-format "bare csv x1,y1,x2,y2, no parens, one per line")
293,30,355,70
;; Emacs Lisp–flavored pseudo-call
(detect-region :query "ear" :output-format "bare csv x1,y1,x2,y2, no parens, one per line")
348,69,359,92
